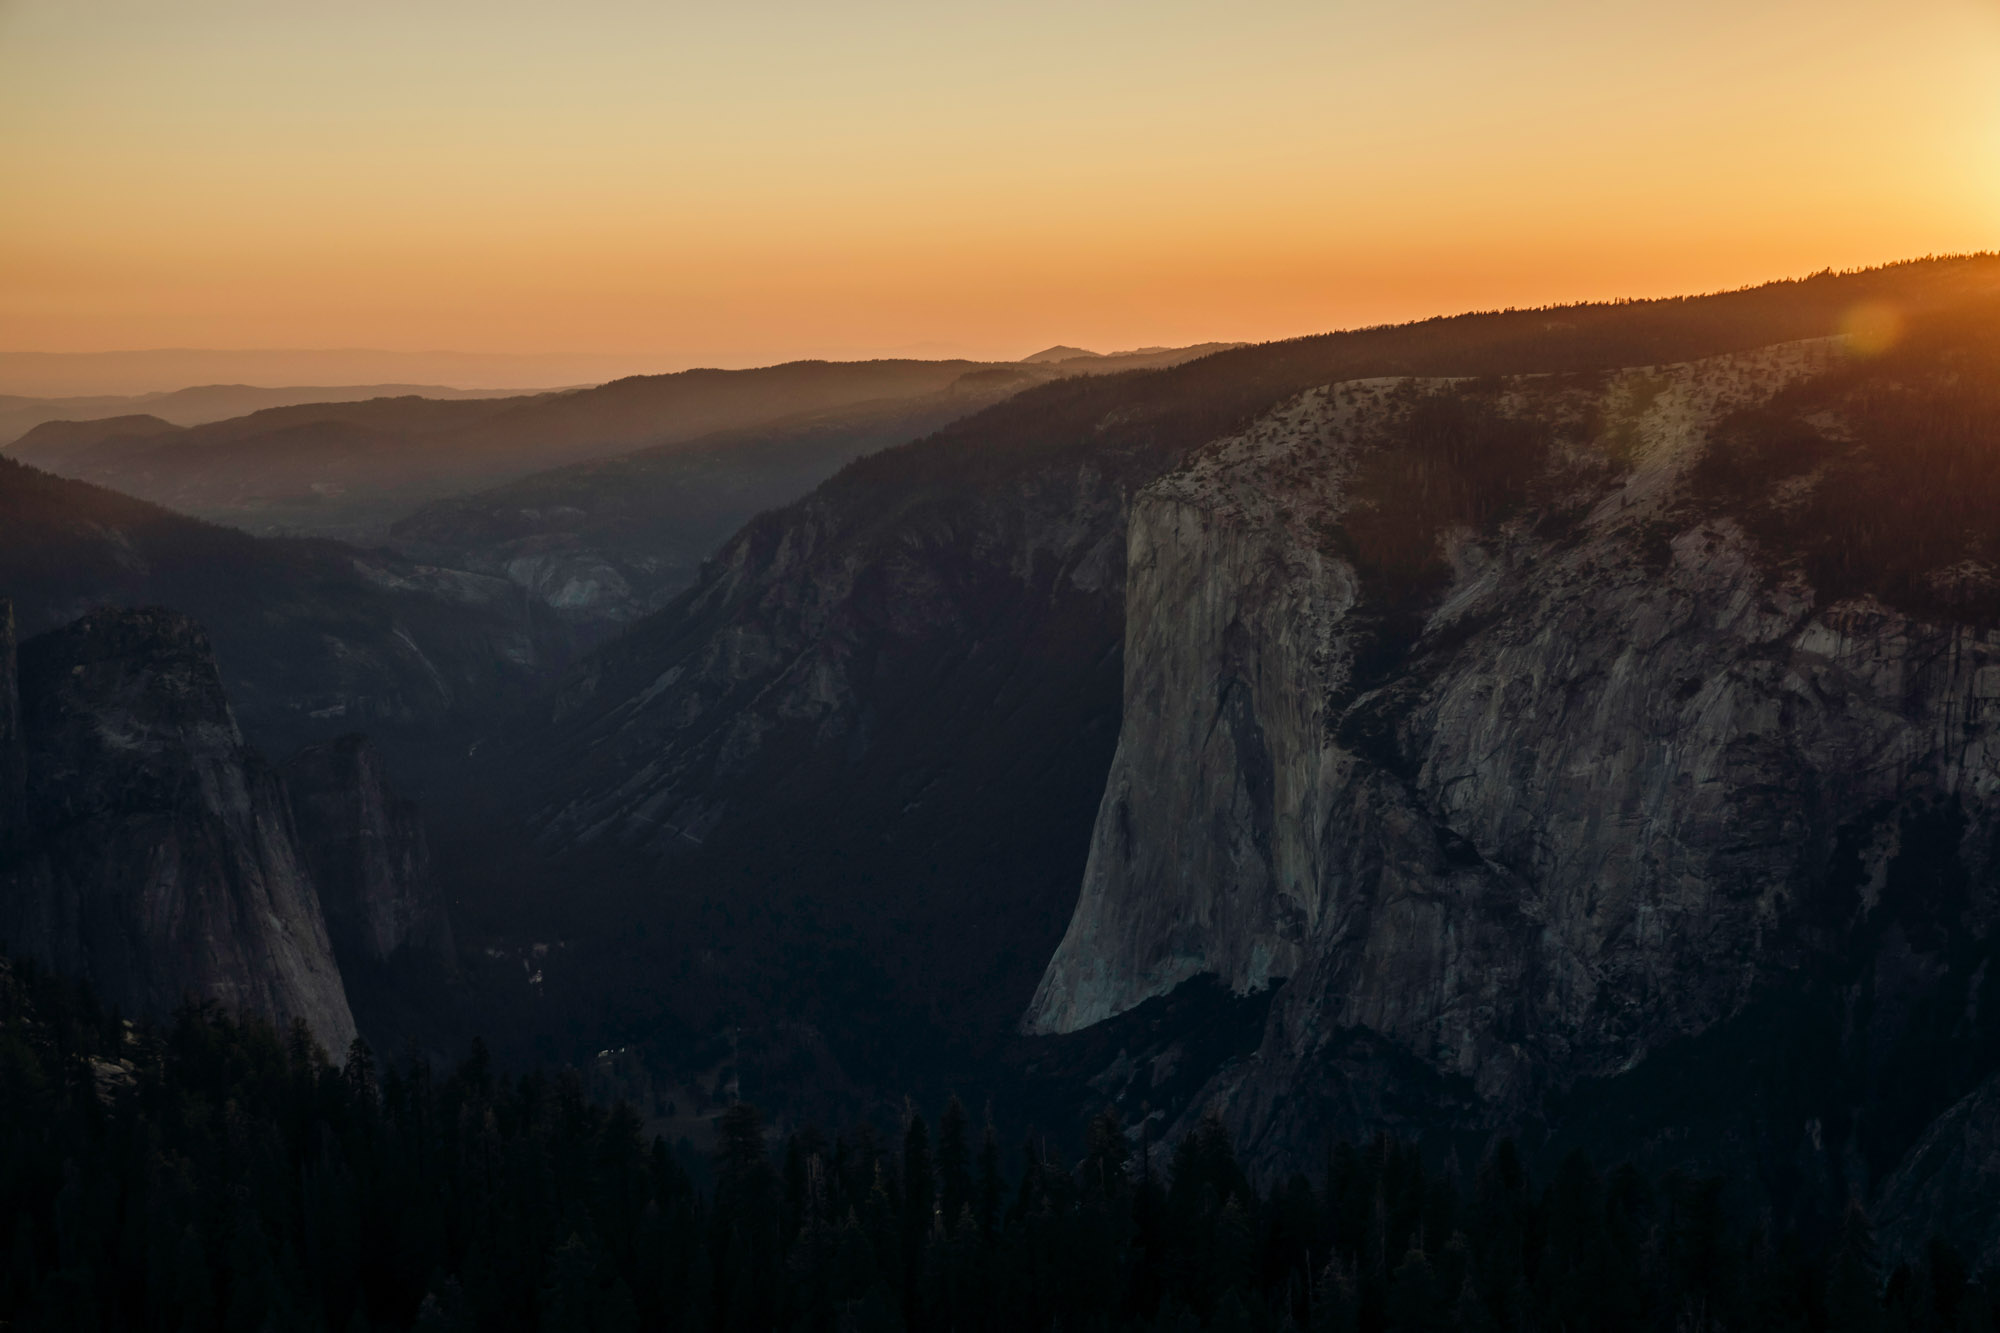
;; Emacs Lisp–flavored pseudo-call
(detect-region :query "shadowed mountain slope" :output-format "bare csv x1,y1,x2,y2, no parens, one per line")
6,413,181,460
0,456,572,764
0,382,536,449
0,607,356,1049
5,347,1237,544
444,257,2000,1131
390,385,1046,638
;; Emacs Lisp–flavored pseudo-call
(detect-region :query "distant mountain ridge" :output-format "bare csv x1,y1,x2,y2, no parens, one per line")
3,358,1043,538
0,383,542,448
9,413,180,461
0,454,575,765
386,345,1236,637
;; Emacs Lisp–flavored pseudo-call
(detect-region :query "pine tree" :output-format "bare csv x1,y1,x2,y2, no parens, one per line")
900,1109,934,1331
1310,1258,1359,1333
1927,1236,1969,1330
1827,1201,1885,1333
976,1119,1004,1243
1083,1108,1130,1205
902,1109,935,1238
937,1098,972,1237
0,949,1952,1333
1386,1247,1449,1333
711,1103,776,1333
1211,1289,1252,1333
540,1233,600,1333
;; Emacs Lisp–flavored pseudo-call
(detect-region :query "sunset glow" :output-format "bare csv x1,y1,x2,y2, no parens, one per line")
3,0,1997,370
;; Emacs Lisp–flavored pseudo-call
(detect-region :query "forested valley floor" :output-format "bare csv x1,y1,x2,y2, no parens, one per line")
0,955,1978,1333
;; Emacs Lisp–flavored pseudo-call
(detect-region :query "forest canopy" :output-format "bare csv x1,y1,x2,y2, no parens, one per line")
0,953,1982,1333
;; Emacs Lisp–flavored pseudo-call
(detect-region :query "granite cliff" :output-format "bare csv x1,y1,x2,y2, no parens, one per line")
0,455,573,764
472,259,2000,1136
0,605,356,1047
284,732,454,973
1027,298,2000,1238
0,605,457,1052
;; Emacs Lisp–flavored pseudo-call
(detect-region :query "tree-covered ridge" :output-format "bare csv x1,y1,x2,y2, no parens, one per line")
0,954,1985,1333
1691,292,2000,626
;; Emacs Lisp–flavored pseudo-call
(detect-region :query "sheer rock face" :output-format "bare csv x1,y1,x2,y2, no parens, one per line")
496,401,1157,1042
1029,341,2000,1167
283,733,453,971
0,607,356,1050
1877,1073,2000,1273
1022,387,1373,1036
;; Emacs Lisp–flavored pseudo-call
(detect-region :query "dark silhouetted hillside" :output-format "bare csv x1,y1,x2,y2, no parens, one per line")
0,382,536,448
0,456,573,763
391,386,1051,637
3,346,1238,541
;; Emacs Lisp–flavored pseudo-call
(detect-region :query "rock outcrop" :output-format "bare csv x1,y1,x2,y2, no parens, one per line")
0,606,357,1050
284,733,453,971
1028,355,1862,1050
1876,1072,2000,1273
1030,306,2000,1207
498,403,1144,1042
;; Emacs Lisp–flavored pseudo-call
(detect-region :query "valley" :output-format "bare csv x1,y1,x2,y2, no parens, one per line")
11,259,2000,1324
414,257,2000,1196
16,0,1999,1321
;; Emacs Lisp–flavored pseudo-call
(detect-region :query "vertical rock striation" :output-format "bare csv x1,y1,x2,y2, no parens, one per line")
1030,329,2000,1190
1024,390,1368,1034
1875,1072,2000,1274
0,607,356,1050
284,732,454,972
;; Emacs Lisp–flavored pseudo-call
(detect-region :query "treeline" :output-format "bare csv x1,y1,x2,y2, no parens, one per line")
0,956,1987,1333
1693,292,2000,627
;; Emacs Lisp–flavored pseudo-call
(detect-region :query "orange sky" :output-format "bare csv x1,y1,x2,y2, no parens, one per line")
2,0,1998,375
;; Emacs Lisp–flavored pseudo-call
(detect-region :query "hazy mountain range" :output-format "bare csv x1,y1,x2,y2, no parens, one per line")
0,382,545,450
3,345,1235,544
10,260,2000,1291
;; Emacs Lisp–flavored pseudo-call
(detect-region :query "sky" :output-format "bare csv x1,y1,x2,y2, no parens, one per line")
2,0,1998,379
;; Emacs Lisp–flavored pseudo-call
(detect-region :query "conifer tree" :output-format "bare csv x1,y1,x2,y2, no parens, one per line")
936,1098,972,1236
1827,1200,1886,1333
1,954,1985,1333
975,1119,1004,1242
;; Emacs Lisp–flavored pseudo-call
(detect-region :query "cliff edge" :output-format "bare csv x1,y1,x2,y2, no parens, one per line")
1031,300,2000,1212
0,605,357,1050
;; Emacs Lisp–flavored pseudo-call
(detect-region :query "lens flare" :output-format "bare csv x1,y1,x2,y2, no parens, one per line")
1842,301,1905,357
